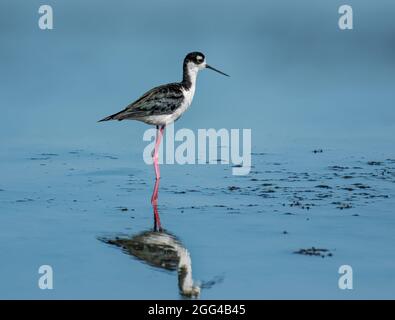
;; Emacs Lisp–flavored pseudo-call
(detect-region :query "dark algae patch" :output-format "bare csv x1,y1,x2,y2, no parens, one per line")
294,247,333,258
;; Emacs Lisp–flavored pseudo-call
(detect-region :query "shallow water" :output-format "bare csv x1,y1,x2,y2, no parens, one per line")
1,145,395,299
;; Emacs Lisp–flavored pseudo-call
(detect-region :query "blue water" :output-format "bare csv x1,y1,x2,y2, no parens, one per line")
1,0,395,299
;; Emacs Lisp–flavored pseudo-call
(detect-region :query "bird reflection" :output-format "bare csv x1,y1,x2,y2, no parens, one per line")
102,179,200,298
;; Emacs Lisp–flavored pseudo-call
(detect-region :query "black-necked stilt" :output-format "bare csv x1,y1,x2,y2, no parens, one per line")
99,52,228,177
99,52,228,209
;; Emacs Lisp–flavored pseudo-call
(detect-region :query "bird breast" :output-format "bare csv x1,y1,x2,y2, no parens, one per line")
170,86,195,121
182,86,195,109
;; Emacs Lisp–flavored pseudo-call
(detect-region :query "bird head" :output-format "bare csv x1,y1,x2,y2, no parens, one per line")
184,52,229,77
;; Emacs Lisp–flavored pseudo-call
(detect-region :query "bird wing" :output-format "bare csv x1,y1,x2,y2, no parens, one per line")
112,83,185,120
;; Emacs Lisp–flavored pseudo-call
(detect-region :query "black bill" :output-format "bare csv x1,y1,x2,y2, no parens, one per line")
206,64,230,77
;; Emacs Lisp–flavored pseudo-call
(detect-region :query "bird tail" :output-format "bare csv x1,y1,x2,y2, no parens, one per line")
98,115,114,122
98,110,125,122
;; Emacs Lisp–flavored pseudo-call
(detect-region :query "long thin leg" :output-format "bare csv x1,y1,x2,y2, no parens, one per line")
153,203,162,231
151,158,162,230
150,172,160,204
153,125,165,181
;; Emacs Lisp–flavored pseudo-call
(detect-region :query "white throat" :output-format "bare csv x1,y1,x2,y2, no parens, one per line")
186,62,199,91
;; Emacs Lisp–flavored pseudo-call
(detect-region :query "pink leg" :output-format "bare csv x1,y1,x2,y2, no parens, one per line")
150,174,160,204
151,166,162,230
153,125,165,181
151,125,165,204
153,202,162,231
151,125,165,229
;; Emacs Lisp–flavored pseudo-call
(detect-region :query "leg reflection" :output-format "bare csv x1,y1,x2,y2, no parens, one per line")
151,178,162,231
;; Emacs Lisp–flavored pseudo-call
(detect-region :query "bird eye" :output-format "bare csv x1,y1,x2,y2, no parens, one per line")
196,56,203,63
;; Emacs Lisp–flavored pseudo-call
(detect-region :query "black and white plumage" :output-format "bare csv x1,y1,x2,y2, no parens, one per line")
98,52,229,126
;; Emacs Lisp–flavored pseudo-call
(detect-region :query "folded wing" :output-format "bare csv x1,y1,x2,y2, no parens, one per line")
99,83,184,122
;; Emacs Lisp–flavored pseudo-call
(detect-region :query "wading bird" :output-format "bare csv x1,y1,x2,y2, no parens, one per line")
99,52,229,226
